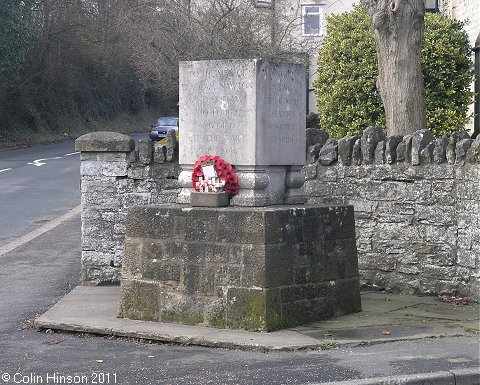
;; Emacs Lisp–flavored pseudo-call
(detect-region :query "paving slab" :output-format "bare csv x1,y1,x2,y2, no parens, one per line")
35,286,479,351
35,286,321,351
293,290,480,345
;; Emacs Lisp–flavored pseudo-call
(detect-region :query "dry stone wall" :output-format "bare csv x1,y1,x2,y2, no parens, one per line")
304,127,480,301
76,128,479,302
75,131,181,284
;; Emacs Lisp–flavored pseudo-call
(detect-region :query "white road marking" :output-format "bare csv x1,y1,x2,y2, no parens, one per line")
28,157,63,167
0,204,82,258
3,151,79,172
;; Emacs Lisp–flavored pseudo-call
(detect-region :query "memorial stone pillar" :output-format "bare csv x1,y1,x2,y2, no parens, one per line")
177,59,306,206
118,59,361,331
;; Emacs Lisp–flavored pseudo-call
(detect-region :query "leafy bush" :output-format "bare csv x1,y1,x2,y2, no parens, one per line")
0,1,31,90
313,6,474,138
422,13,474,137
306,112,320,128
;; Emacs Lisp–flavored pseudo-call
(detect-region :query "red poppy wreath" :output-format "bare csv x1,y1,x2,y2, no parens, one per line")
191,155,239,197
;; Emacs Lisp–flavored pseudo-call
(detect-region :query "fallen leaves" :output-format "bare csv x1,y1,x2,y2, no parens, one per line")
21,318,36,330
437,294,471,306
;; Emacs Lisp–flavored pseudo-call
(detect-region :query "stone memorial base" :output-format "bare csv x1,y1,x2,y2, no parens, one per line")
178,165,306,207
190,191,229,207
118,204,361,331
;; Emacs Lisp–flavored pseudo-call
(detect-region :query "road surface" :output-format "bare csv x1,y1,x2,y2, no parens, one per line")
0,141,81,249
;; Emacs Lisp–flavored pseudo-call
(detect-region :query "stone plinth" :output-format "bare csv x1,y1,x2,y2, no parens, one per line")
190,191,229,207
118,204,361,331
178,59,307,206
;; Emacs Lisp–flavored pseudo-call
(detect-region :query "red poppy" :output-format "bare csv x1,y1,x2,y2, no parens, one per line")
192,155,239,197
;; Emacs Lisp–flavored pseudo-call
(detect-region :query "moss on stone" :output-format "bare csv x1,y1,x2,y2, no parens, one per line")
209,314,226,329
265,310,283,331
243,294,266,331
160,310,175,323
118,281,158,322
189,313,204,325
265,310,298,331
161,310,204,325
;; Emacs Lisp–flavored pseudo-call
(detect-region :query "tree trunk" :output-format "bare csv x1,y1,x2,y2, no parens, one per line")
361,0,427,136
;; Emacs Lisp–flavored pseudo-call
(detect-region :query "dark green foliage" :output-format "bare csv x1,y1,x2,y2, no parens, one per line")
0,1,31,89
422,13,474,137
313,6,384,138
306,112,320,128
314,6,474,138
0,1,176,146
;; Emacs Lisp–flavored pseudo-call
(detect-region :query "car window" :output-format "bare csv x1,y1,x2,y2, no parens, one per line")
156,117,178,126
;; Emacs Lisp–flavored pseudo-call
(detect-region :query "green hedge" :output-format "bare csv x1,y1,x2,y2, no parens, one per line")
313,6,474,138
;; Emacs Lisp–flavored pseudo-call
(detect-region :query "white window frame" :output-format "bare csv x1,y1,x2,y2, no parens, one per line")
301,4,324,37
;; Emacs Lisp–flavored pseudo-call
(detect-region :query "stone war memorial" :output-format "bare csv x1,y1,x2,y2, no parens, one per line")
117,59,362,331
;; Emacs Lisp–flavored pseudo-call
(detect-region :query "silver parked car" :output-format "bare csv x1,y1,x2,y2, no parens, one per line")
149,117,179,141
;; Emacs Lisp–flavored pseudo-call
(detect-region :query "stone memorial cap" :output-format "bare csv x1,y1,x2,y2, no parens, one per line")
179,59,306,166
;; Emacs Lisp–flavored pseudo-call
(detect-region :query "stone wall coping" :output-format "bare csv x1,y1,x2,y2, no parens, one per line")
306,127,479,166
75,131,135,152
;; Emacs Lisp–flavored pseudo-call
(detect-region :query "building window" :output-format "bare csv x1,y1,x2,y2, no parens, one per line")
424,0,439,13
302,5,324,36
